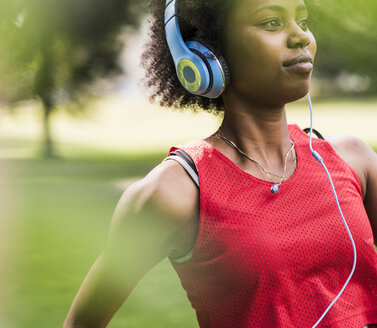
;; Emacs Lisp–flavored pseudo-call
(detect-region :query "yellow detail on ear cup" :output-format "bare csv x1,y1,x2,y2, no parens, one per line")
177,59,201,92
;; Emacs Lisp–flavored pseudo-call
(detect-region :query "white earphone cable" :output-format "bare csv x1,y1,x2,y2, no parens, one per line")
307,93,357,328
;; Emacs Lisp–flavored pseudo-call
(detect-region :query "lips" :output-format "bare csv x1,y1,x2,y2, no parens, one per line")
283,54,313,67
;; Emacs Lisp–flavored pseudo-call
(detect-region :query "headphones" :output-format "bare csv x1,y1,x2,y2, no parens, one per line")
164,0,230,98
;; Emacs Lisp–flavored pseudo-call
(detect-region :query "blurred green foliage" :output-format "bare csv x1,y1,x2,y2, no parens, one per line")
308,0,377,91
0,0,147,157
0,0,375,158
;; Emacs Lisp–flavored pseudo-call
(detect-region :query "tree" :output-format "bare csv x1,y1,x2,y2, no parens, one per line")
0,0,148,157
308,0,377,93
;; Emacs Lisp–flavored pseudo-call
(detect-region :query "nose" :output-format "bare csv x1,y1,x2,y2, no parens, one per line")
287,22,311,48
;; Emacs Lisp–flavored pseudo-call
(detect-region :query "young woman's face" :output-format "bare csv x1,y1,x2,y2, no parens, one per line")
223,0,317,106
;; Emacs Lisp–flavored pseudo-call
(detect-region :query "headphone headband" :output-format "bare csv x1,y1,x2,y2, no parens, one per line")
164,0,176,25
164,0,211,94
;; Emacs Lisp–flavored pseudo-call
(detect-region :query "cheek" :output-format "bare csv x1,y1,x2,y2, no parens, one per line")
237,31,282,74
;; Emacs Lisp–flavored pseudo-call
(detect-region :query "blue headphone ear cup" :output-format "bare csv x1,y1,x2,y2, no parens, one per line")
193,40,231,89
188,47,214,93
175,56,210,95
185,40,230,98
217,54,231,89
193,39,230,88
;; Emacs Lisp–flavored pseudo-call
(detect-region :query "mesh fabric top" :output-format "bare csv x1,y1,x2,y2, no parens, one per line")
168,124,377,328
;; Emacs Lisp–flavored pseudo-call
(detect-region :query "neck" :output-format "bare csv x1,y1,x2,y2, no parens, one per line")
219,90,292,169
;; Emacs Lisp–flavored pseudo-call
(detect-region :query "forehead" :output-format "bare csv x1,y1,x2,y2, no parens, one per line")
232,0,308,17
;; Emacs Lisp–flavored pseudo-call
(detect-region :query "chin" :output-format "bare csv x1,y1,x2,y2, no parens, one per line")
280,79,311,104
284,88,310,104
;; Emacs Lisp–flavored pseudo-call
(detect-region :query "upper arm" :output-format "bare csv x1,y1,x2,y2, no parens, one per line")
64,160,199,328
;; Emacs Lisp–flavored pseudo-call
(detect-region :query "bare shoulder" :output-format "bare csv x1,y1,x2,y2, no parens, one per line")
325,134,374,198
112,159,199,259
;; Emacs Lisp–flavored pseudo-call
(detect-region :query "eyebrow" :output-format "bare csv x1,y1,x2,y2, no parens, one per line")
253,4,308,16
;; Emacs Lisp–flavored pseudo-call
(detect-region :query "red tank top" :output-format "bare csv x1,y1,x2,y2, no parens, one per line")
168,124,377,328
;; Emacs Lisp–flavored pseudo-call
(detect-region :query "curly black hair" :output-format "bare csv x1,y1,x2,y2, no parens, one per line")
141,0,236,113
141,0,316,113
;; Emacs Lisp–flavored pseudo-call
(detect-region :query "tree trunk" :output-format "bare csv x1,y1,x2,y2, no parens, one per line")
35,43,58,159
41,97,56,159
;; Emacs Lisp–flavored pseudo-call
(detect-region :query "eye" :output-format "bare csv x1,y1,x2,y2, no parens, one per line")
261,18,282,30
298,18,309,31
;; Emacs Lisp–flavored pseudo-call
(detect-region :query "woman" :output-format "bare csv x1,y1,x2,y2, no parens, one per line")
64,0,377,327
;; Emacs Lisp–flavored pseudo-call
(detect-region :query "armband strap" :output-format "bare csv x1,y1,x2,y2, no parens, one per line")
163,149,199,188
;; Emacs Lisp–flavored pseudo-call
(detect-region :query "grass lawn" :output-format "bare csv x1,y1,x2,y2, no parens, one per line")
2,94,376,158
2,155,198,328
